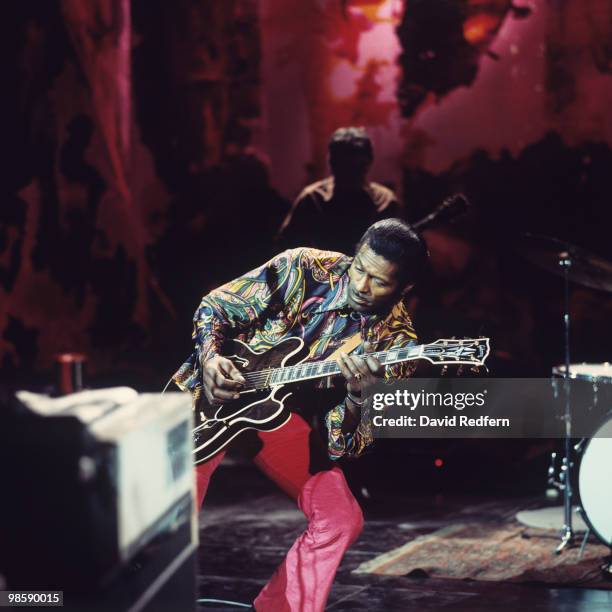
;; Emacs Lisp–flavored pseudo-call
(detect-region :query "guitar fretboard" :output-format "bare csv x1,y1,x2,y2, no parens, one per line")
241,338,489,391
243,346,423,390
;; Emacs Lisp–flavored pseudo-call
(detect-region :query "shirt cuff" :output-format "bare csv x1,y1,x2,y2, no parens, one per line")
325,399,373,460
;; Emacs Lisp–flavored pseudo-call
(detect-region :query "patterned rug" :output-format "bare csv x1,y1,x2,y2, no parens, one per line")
353,522,612,589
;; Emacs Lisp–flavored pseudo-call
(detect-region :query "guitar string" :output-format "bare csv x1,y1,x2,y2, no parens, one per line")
239,344,482,388
194,351,399,429
240,349,394,386
240,353,457,385
241,361,410,388
239,347,420,388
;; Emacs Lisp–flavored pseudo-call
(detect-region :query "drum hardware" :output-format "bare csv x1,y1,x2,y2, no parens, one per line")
517,234,612,293
573,439,586,453
546,368,612,561
515,506,587,535
545,448,591,557
578,524,591,560
546,451,558,489
546,450,574,496
517,234,612,553
556,250,573,553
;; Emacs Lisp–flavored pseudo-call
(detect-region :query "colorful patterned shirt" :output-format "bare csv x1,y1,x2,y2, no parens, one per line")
173,247,417,459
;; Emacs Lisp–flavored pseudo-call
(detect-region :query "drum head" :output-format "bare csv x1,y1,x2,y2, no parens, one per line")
553,362,612,382
578,416,612,545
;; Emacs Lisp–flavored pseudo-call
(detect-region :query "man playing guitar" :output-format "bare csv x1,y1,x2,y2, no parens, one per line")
173,218,428,611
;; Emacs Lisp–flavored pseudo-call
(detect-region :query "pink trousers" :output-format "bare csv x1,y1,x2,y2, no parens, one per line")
195,413,364,612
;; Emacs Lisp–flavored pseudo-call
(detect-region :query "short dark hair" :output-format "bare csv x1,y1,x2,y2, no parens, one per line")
328,127,373,164
356,218,429,286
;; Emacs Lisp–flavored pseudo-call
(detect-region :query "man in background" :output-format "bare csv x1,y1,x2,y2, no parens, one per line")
277,127,404,253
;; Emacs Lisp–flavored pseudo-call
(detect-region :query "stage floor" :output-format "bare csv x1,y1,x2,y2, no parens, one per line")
196,461,612,611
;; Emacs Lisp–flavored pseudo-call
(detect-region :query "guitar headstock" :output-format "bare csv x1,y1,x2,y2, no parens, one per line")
436,193,470,221
412,193,470,232
421,338,490,365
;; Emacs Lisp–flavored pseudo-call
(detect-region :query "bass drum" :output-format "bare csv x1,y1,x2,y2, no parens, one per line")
578,414,612,546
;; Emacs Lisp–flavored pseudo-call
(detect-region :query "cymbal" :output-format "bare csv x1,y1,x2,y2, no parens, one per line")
517,234,612,292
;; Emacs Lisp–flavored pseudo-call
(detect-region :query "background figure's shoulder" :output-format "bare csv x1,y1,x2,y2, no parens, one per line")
296,176,334,204
368,181,400,213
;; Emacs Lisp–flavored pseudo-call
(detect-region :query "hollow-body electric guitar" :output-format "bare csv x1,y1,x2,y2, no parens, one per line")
192,336,490,464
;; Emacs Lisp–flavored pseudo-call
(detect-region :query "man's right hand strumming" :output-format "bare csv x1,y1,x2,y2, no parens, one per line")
202,355,246,406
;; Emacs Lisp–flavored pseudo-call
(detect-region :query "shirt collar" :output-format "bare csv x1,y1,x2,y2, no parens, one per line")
310,281,383,326
310,271,351,315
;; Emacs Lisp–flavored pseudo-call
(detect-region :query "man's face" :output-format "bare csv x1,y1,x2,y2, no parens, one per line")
347,242,409,314
330,152,371,190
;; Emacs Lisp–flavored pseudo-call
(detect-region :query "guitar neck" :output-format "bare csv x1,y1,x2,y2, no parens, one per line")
244,345,423,390
242,337,490,390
